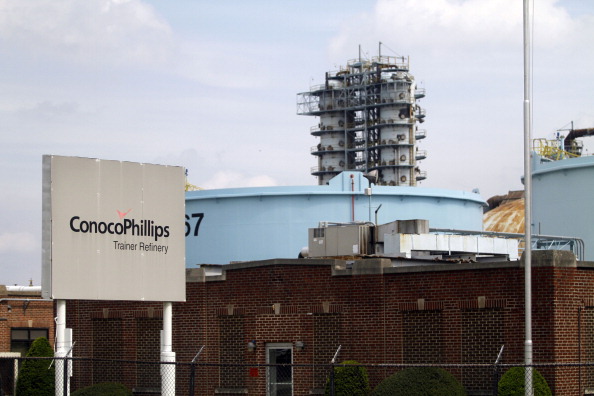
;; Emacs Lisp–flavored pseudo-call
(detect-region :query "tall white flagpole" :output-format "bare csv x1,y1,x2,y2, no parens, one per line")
523,0,533,395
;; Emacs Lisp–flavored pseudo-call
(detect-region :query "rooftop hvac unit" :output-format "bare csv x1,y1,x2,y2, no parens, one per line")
308,223,372,257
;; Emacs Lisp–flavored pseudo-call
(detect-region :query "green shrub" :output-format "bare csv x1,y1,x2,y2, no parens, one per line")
15,337,55,396
324,360,370,396
371,367,466,396
498,367,552,396
71,382,132,396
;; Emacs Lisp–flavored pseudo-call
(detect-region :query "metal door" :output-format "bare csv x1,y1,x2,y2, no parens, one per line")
266,343,293,396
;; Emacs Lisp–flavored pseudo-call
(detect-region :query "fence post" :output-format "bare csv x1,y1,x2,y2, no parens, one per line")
492,362,499,396
329,345,341,396
188,346,204,396
493,345,504,396
189,363,196,396
329,363,335,396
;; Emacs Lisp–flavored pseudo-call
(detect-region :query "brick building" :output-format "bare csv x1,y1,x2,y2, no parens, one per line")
0,285,54,394
65,250,594,395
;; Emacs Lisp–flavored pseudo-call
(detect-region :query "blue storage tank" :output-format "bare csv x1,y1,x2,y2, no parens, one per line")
531,154,594,260
184,172,486,266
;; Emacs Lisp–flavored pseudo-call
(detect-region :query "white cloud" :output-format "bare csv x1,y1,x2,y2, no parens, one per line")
0,232,37,253
202,171,278,190
330,0,592,61
174,40,277,89
0,0,295,90
14,101,81,121
378,0,520,46
0,0,173,67
330,0,519,58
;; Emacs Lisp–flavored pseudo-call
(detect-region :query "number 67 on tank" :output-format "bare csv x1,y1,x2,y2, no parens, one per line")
185,213,204,237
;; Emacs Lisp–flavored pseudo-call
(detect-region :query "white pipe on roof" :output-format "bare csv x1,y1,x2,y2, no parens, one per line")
6,286,42,292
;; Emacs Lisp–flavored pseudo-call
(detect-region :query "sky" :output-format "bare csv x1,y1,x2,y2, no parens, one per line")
1,0,593,286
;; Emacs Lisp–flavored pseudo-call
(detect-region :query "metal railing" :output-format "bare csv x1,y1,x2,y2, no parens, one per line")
533,138,580,161
430,228,585,261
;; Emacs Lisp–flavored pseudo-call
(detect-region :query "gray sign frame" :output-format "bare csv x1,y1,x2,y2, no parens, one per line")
42,155,186,301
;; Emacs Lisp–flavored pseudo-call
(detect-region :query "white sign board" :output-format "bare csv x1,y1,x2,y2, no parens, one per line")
42,155,186,301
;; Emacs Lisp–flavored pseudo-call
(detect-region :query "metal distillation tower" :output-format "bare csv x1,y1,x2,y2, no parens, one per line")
297,52,427,186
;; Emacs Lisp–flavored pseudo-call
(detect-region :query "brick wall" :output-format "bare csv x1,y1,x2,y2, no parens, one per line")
461,308,504,391
92,318,123,384
136,318,161,388
218,315,245,389
66,253,594,395
313,314,340,387
0,289,53,396
0,289,54,353
403,310,444,364
68,300,164,391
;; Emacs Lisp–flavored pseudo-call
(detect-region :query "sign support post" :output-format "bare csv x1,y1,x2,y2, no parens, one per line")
55,299,67,396
161,302,175,396
43,156,186,396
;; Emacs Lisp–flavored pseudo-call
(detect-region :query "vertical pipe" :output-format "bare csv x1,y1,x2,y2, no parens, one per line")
55,299,66,396
375,204,382,227
350,174,355,221
523,0,533,395
578,306,582,394
163,302,172,353
368,191,372,223
161,302,175,396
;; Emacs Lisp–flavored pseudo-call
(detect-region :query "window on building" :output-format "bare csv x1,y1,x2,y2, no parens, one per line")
266,343,293,396
10,328,49,355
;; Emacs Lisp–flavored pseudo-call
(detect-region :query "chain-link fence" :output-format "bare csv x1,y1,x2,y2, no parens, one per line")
3,357,594,395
